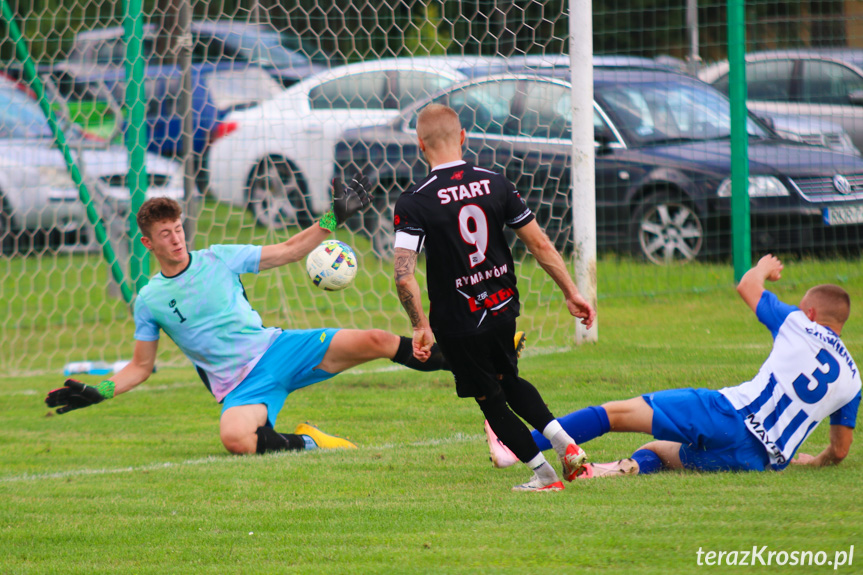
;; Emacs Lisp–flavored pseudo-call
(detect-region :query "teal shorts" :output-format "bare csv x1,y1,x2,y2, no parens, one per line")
221,328,340,427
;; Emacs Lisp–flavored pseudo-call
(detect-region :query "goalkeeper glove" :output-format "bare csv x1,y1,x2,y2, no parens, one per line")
45,379,114,414
319,174,371,231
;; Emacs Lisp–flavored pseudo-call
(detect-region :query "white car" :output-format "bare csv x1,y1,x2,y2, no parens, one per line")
762,112,861,156
207,56,502,228
698,51,863,156
0,77,185,252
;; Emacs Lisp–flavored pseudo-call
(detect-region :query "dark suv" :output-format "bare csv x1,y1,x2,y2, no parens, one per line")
334,68,863,263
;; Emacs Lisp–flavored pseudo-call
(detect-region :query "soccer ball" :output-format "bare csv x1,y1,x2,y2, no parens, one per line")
306,240,358,291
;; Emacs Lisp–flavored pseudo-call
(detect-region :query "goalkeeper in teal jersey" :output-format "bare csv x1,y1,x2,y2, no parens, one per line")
46,177,447,455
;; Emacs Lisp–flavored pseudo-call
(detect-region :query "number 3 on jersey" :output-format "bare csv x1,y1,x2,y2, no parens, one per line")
459,205,488,267
793,349,840,403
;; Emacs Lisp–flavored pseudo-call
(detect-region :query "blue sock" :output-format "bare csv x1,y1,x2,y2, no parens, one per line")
631,449,663,474
530,406,611,451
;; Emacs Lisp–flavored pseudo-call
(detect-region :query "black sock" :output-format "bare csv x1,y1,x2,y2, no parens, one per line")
501,376,554,432
255,426,305,453
476,393,539,463
391,336,451,372
279,433,307,450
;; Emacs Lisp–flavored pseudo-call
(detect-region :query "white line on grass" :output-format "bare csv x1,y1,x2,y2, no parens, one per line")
11,345,574,396
0,433,483,484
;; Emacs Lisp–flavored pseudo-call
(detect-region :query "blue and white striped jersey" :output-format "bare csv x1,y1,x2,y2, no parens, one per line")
720,291,861,470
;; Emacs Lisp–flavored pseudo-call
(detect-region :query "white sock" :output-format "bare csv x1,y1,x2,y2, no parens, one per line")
542,420,576,458
526,453,559,484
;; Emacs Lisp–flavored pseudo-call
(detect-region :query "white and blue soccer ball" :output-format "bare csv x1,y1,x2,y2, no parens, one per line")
306,240,358,291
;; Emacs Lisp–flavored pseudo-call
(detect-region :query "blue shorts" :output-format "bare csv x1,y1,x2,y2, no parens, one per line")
221,328,340,427
643,388,771,472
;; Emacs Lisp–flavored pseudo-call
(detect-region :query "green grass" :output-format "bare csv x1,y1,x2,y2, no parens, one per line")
2,266,862,573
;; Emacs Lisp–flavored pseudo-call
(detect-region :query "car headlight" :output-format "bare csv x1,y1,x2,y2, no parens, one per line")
717,176,789,198
38,166,76,188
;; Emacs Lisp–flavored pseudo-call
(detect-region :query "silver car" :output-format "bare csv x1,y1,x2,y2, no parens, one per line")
699,50,863,155
0,77,185,253
763,112,860,156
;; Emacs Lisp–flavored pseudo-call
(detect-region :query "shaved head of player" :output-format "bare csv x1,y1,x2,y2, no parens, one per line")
799,284,851,332
416,103,465,165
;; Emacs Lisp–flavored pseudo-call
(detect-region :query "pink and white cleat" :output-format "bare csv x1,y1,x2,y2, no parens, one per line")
511,474,565,492
484,420,519,468
576,458,640,479
561,443,589,482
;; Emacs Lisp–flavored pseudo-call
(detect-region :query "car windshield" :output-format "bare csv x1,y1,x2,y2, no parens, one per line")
230,30,312,68
0,88,59,139
597,80,768,145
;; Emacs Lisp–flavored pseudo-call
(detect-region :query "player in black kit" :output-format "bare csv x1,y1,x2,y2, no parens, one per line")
393,103,597,492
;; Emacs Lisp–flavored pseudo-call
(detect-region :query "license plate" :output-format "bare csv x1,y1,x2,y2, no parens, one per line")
823,204,863,226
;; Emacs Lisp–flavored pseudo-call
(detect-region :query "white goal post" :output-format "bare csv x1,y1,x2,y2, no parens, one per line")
570,0,598,344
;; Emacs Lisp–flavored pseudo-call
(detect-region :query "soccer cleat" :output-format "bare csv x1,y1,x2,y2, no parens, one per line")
575,458,639,479
294,422,357,449
484,420,519,468
561,443,589,482
512,474,565,492
514,331,527,358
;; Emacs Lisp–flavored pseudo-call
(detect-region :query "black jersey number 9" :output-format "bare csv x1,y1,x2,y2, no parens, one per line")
459,205,488,268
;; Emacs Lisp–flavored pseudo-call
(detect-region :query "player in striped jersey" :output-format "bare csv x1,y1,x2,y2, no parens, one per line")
486,254,860,477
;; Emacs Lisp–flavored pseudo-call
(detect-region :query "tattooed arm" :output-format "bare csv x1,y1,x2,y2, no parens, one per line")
393,247,433,361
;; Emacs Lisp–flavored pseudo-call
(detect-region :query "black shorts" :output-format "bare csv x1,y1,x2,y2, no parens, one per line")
435,321,518,399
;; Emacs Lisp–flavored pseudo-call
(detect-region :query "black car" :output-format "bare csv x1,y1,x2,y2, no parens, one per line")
334,68,863,263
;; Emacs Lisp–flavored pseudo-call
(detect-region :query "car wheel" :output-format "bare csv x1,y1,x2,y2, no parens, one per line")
247,157,312,229
630,192,703,264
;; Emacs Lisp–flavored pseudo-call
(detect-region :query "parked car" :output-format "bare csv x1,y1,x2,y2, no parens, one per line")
65,62,281,159
334,69,863,263
505,54,686,72
516,54,860,156
760,112,860,156
699,50,863,154
207,56,503,229
50,20,327,96
0,76,185,253
135,63,282,157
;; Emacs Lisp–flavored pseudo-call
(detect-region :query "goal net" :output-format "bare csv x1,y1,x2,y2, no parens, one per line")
2,0,862,374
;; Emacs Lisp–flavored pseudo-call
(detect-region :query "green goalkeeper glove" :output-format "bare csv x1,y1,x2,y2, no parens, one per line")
319,174,371,231
45,379,114,414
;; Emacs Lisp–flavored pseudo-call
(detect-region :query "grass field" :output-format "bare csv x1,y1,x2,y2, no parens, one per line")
2,259,862,573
